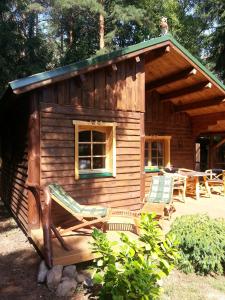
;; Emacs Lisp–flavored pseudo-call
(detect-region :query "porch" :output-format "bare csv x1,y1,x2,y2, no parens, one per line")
30,192,225,266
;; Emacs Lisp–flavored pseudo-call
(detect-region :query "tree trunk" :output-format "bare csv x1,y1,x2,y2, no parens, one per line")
99,1,105,49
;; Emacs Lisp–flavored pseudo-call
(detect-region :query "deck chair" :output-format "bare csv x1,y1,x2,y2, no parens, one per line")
49,183,111,232
48,183,140,234
26,182,140,267
142,175,175,220
162,170,187,202
205,169,225,195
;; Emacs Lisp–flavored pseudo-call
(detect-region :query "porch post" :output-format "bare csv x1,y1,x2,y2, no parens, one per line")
208,136,214,169
27,93,40,233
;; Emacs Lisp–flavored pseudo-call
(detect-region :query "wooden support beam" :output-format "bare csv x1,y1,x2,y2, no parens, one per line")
145,46,171,64
145,67,196,90
135,56,140,63
112,64,117,71
80,74,86,82
208,120,225,132
175,96,225,112
28,93,40,233
213,137,225,149
160,81,212,101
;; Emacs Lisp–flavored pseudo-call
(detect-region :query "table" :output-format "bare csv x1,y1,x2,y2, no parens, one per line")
178,170,212,200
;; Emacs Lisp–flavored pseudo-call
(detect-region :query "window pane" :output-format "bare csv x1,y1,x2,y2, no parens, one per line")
144,158,148,166
158,142,163,155
158,158,163,166
79,158,91,170
93,144,106,156
79,131,91,142
152,142,157,149
152,158,157,166
93,131,106,142
79,144,91,156
145,149,148,157
93,157,105,169
152,150,157,158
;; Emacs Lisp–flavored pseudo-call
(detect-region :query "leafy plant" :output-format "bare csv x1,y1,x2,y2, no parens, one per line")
170,214,225,275
91,213,179,300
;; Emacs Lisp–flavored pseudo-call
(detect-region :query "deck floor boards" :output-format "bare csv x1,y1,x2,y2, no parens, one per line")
31,227,138,266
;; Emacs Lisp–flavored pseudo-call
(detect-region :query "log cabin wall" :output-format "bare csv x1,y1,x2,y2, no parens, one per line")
0,98,29,232
144,91,194,194
34,58,145,222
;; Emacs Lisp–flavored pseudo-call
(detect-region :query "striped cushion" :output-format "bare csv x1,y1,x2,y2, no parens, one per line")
147,176,173,204
49,183,108,217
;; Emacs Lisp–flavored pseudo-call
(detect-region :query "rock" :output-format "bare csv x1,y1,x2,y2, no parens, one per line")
46,265,63,291
83,277,93,288
75,272,87,283
56,278,77,297
62,265,77,279
37,260,49,283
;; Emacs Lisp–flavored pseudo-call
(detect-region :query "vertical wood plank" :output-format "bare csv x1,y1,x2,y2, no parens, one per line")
126,60,136,111
117,61,126,110
94,69,106,110
136,57,145,113
106,67,117,110
71,77,82,107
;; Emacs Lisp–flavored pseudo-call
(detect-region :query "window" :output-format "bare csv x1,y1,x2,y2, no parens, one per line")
145,136,171,170
73,121,116,179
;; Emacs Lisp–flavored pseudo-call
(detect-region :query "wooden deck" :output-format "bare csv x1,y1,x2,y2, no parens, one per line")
31,218,139,266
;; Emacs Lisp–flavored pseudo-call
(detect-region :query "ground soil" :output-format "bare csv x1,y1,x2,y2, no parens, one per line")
0,201,56,300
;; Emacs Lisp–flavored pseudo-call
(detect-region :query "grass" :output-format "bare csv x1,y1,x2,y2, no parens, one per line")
161,270,225,300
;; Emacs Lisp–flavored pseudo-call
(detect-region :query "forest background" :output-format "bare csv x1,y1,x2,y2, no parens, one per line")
0,0,225,96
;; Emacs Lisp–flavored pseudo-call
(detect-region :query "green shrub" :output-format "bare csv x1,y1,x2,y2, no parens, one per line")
91,214,179,300
170,214,225,275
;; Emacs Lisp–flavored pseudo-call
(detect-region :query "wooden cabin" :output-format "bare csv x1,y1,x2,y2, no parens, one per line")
0,35,225,266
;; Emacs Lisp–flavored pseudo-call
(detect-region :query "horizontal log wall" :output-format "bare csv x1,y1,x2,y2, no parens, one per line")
1,99,29,232
145,91,194,168
40,104,143,223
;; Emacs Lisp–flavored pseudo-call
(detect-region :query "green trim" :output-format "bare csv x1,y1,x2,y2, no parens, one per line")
79,172,113,179
145,168,160,173
8,34,225,93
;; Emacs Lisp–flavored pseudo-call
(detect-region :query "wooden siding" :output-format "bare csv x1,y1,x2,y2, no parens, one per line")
0,100,29,232
36,58,145,113
145,91,194,169
40,103,143,224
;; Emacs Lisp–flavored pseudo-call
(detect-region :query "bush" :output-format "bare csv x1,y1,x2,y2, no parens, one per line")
91,214,179,300
170,214,225,275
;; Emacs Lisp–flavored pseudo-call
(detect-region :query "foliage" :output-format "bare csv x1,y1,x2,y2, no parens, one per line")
91,214,179,300
170,214,225,275
1,0,225,97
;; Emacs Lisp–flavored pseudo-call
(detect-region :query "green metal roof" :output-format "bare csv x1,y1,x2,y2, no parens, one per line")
9,34,225,92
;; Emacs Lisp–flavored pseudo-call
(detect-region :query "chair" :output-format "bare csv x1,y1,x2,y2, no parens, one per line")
48,183,140,233
142,175,175,220
162,170,187,202
205,169,225,195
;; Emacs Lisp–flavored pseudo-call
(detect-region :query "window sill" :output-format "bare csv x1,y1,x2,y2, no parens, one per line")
79,172,113,179
144,168,160,173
